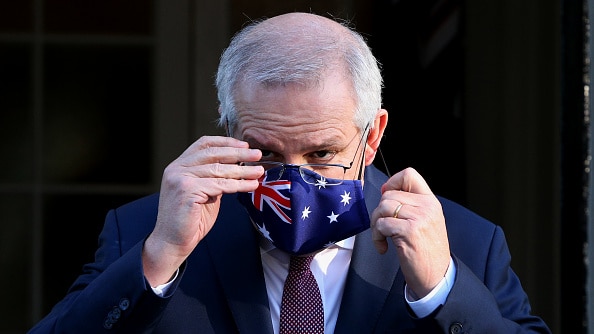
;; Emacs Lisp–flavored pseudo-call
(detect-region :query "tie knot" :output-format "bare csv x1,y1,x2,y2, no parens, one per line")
289,255,314,272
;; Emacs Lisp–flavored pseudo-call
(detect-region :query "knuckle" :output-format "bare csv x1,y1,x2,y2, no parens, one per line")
201,146,218,160
195,136,212,147
402,167,417,177
162,165,180,184
210,162,230,178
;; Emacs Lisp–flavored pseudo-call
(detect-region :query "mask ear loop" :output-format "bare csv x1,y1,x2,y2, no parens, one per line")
377,144,392,177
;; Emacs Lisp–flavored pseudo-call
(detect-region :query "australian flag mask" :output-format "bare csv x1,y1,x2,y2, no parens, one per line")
237,165,370,255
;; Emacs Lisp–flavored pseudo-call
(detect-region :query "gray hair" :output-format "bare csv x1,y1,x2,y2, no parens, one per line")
215,15,383,133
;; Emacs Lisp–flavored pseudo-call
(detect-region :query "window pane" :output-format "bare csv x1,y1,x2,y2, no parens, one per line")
0,194,33,332
0,1,33,33
0,45,34,183
43,45,152,184
44,0,153,35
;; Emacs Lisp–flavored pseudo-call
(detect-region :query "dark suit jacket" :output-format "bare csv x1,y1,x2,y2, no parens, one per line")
29,166,550,333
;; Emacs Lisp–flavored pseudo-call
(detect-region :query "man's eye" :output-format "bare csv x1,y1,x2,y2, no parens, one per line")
312,151,336,160
259,150,276,160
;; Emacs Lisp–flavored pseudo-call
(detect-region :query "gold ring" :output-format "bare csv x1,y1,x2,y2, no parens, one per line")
393,204,403,219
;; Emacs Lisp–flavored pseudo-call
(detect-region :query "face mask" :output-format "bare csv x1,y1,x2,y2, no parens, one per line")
237,165,370,255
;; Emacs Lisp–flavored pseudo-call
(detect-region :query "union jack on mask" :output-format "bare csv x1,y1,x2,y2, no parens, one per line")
237,166,370,255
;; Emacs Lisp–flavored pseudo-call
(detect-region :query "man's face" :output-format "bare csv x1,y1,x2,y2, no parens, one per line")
234,71,365,181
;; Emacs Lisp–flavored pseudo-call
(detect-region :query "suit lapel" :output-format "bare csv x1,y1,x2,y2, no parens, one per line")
335,166,402,333
206,194,274,334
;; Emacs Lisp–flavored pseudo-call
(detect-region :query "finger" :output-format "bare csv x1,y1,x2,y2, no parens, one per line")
370,196,421,254
180,147,261,167
371,214,406,254
370,197,403,225
200,178,262,199
180,136,248,156
180,138,262,166
372,236,389,254
165,176,261,205
181,162,264,180
370,212,389,254
392,203,403,219
370,202,401,254
181,136,261,163
381,167,433,195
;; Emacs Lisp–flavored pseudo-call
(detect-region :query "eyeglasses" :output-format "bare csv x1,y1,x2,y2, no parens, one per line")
242,125,369,186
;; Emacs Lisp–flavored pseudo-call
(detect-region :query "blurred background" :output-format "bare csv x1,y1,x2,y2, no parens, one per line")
0,0,589,333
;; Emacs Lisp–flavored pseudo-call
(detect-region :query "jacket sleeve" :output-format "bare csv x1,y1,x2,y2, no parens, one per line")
431,225,551,333
28,208,181,333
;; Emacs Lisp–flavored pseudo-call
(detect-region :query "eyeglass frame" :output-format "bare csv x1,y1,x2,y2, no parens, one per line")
241,123,371,186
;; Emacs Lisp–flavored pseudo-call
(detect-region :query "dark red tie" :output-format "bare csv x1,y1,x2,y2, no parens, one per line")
279,255,324,334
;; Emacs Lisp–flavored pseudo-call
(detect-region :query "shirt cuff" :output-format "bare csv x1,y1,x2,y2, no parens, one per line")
150,268,180,297
405,257,456,318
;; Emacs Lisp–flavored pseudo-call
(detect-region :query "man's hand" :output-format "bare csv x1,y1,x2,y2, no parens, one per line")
143,136,264,286
370,167,450,298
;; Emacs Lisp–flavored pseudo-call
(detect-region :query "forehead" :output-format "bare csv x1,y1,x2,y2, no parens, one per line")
237,111,358,153
233,73,359,150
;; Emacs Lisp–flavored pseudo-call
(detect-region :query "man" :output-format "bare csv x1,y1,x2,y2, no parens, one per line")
30,12,550,333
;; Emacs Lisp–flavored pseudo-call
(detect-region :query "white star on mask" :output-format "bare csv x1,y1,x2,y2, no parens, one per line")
301,206,311,219
258,223,273,242
323,241,336,248
340,191,351,206
315,176,328,189
327,211,339,223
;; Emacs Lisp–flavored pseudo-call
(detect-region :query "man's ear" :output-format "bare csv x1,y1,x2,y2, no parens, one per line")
365,109,388,166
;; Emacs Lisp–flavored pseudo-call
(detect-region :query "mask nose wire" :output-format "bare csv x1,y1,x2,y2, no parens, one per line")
277,164,300,181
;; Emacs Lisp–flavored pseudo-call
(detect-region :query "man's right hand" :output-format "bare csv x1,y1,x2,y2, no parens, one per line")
142,136,264,286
